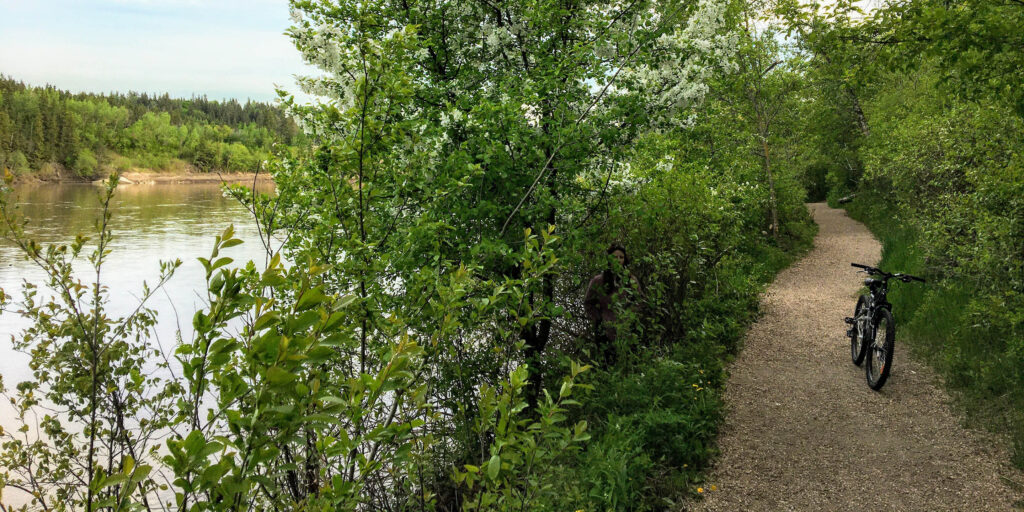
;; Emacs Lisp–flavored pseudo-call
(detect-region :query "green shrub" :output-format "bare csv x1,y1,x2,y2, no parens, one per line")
130,152,170,170
72,148,98,177
2,150,30,175
567,423,653,511
112,155,132,173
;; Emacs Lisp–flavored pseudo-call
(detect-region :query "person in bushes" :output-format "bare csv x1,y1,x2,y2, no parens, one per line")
584,242,641,364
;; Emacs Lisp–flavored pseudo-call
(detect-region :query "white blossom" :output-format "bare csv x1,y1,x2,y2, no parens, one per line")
621,0,738,126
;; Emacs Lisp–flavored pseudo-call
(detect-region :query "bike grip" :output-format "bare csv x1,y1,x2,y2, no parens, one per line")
851,263,870,269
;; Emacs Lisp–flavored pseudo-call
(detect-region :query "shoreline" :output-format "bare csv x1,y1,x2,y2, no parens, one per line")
12,170,275,186
107,171,275,186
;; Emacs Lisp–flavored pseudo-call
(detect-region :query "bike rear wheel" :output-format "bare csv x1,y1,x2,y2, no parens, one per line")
850,295,869,366
866,308,895,390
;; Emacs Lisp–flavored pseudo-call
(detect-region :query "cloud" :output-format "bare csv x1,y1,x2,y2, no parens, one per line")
0,1,314,101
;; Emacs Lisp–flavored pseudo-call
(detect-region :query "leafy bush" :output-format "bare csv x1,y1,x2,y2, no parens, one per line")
2,150,30,175
111,155,132,173
72,148,98,177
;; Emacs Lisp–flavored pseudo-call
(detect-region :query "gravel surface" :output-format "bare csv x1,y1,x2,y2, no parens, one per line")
686,203,1024,511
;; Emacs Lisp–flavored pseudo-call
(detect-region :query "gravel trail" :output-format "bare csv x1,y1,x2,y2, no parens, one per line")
688,203,1023,511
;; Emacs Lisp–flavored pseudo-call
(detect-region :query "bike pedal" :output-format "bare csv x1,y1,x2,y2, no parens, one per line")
843,317,855,325
846,328,855,338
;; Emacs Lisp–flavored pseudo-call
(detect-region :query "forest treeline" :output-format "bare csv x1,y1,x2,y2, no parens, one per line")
1,0,1020,510
789,0,1024,467
0,75,302,179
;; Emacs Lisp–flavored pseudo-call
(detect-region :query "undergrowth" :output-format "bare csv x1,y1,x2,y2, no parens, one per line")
553,228,816,510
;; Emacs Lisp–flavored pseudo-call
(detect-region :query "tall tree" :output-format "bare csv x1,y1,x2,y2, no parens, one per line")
278,0,738,400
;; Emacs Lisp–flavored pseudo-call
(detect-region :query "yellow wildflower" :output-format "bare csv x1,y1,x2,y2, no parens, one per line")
697,487,704,494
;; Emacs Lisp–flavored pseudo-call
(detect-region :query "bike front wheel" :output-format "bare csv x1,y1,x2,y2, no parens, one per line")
865,308,895,390
851,295,870,366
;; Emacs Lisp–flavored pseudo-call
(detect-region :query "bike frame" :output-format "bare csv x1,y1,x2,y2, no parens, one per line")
848,262,925,389
866,278,892,312
857,278,891,342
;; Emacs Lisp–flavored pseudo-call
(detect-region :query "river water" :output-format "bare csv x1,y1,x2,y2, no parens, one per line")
0,183,272,392
0,183,278,508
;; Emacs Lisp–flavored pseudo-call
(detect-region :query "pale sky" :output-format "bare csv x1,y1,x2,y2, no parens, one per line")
0,0,314,102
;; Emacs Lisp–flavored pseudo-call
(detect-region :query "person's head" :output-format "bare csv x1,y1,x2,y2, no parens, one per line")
607,242,628,268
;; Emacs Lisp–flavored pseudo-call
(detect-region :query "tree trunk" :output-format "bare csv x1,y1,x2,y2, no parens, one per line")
760,137,780,239
847,87,871,137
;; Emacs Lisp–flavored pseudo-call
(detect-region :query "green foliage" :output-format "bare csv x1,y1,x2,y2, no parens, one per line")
869,0,1024,116
1,150,30,175
111,155,132,173
72,148,99,177
455,362,592,510
0,75,301,177
0,0,824,509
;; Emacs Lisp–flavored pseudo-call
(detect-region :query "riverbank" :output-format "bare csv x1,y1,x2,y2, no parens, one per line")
11,167,274,186
106,170,275,186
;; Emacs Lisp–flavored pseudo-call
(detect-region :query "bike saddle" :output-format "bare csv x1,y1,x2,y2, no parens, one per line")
864,278,880,286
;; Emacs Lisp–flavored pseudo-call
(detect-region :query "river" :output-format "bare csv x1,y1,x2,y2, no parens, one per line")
0,182,272,395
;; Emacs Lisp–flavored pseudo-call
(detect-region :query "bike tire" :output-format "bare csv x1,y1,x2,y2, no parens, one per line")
865,308,895,390
850,295,870,366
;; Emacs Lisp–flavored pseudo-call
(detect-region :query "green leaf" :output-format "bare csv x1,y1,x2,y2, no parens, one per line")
337,294,357,308
254,311,281,330
266,366,297,385
130,464,153,485
296,288,329,312
211,257,233,270
267,405,296,415
184,430,205,455
487,454,501,480
101,473,127,489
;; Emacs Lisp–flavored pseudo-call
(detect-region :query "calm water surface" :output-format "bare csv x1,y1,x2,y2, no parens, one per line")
0,183,273,389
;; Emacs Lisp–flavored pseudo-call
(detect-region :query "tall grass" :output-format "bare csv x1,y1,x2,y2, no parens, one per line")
846,193,1024,469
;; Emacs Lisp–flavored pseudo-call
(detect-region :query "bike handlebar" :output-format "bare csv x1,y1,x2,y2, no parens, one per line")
850,263,925,283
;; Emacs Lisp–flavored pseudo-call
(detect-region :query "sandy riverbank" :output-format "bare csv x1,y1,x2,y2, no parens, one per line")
10,164,274,186
104,171,275,185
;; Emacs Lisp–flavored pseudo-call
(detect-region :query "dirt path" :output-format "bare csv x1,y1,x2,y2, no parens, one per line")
688,203,1023,511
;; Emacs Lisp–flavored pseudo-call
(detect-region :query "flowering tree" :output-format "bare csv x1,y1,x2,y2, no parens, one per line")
278,0,737,394
0,0,765,510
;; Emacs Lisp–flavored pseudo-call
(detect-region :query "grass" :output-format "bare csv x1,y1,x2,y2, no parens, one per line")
845,192,1024,470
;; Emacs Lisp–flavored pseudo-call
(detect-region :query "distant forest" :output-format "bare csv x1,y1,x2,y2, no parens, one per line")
0,75,302,179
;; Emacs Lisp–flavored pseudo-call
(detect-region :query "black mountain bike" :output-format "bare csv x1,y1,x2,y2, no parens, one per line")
844,263,925,390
